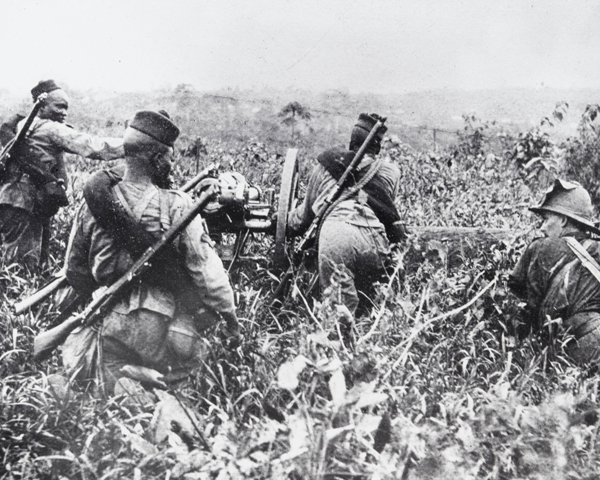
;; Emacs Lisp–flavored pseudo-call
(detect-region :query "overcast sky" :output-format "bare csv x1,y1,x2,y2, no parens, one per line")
2,0,599,95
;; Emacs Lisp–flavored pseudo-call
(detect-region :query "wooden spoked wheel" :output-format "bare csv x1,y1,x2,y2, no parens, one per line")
273,148,299,270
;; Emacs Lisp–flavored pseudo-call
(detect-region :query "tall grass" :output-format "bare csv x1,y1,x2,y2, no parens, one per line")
2,110,600,480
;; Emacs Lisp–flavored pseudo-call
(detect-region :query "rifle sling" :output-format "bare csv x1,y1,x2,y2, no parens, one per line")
317,148,406,243
2,124,62,187
82,169,199,310
565,236,600,284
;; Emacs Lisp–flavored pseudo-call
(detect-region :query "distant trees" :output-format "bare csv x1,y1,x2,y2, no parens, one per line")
278,101,311,142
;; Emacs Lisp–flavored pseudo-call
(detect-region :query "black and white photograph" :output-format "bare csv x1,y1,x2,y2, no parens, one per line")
2,1,600,478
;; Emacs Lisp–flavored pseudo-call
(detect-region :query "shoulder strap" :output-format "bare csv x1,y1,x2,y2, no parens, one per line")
318,149,406,243
158,189,172,233
564,237,600,284
83,169,157,256
112,183,137,220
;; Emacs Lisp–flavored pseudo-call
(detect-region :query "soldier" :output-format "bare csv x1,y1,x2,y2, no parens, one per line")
0,80,124,268
508,179,600,364
61,110,241,395
287,113,407,316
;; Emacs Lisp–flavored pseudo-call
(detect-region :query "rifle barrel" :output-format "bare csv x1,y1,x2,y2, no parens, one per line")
12,276,68,315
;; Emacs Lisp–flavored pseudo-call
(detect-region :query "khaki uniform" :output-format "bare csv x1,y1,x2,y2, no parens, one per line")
63,182,236,394
288,155,401,314
509,233,600,364
0,118,123,267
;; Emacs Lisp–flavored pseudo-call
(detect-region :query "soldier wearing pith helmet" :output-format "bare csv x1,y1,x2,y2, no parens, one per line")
62,110,240,396
509,179,600,364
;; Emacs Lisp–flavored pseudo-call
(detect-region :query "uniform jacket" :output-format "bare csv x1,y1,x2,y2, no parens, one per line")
288,154,401,236
508,232,600,337
65,181,236,319
0,117,123,213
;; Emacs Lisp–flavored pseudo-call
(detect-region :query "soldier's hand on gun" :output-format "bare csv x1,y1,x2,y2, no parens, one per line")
196,177,220,195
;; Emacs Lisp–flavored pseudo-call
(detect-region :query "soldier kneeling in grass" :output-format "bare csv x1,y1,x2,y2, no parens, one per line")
287,113,407,319
61,110,241,396
508,179,600,365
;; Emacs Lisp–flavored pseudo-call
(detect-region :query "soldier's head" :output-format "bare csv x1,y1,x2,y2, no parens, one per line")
32,80,69,123
123,110,180,187
349,113,387,155
530,179,600,238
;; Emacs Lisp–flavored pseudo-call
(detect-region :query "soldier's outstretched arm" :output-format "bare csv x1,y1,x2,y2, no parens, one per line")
46,122,124,160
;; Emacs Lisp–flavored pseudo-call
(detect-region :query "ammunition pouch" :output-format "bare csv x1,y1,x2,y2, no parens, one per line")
2,139,69,218
34,179,69,218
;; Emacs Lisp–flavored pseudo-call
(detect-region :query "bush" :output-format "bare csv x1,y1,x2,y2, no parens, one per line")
5,98,600,479
562,105,600,207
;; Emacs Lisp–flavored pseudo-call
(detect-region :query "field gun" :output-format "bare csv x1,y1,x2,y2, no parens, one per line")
13,151,301,314
15,146,518,315
192,148,300,269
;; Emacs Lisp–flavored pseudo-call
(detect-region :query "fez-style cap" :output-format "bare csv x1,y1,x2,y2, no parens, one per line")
354,113,388,138
31,80,61,102
530,178,600,234
129,110,180,147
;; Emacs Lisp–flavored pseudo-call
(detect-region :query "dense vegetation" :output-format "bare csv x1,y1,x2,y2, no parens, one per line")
2,90,600,479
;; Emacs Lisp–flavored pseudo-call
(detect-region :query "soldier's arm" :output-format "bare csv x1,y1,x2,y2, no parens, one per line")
172,193,237,316
287,164,328,237
46,122,124,160
64,203,99,295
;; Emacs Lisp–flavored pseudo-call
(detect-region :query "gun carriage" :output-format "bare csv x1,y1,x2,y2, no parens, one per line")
15,138,515,319
193,148,299,270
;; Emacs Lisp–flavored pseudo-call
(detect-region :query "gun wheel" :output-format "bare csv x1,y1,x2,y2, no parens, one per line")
273,148,299,270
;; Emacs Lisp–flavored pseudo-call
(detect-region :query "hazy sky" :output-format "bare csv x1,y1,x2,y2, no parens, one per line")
2,0,599,95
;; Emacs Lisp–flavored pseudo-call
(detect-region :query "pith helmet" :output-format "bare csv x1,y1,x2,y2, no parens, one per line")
530,179,600,234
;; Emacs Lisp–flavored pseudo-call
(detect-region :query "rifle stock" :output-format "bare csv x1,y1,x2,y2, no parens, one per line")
32,185,219,361
33,314,83,362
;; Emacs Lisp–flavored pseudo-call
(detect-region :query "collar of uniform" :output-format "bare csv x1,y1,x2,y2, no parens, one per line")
356,154,376,171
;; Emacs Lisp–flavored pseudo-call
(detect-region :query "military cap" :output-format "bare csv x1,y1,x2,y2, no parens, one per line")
31,79,61,102
530,178,600,234
129,110,180,147
349,113,387,153
354,113,388,138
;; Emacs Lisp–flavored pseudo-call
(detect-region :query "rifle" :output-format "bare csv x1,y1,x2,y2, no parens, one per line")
33,184,219,361
13,163,219,315
295,116,387,254
0,93,48,180
0,92,71,218
270,118,386,304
